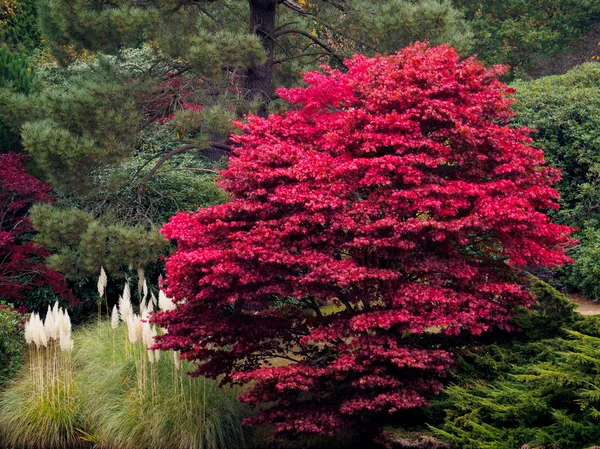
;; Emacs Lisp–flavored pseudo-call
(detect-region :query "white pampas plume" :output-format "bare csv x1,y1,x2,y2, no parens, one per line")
59,328,73,352
142,280,148,304
28,313,45,348
97,266,107,298
111,305,119,329
119,283,133,322
150,291,157,310
126,314,144,344
29,313,40,347
52,301,60,322
126,314,138,344
154,350,160,362
173,350,180,370
38,321,48,348
24,318,32,345
142,321,157,363
135,317,143,345
158,290,176,311
44,305,58,340
137,267,145,298
59,309,71,334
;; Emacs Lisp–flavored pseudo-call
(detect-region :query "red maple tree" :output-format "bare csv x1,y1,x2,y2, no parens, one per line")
155,43,574,437
0,152,76,308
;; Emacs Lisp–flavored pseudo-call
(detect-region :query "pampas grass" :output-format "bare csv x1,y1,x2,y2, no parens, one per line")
0,278,247,449
76,322,247,449
0,303,80,449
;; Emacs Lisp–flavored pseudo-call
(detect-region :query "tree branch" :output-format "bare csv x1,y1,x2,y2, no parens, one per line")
274,28,346,65
273,51,336,66
136,141,230,208
155,167,218,174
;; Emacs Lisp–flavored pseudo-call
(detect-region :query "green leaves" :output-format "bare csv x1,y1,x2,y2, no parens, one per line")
0,304,25,388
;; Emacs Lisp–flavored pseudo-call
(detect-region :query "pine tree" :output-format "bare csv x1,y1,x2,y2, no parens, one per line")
0,0,474,284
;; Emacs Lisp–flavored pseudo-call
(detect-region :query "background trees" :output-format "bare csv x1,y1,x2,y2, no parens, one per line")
155,44,573,438
0,0,474,307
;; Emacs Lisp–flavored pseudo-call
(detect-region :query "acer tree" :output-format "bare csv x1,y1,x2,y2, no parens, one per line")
155,44,573,439
0,152,75,309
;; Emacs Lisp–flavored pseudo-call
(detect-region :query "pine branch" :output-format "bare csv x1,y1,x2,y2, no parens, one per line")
273,28,345,65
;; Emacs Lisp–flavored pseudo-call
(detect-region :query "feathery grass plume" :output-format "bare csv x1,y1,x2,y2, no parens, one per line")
77,322,247,449
0,305,79,448
142,280,149,305
98,267,107,298
44,305,58,340
97,266,108,320
137,267,145,298
158,290,176,311
119,282,133,323
111,305,119,329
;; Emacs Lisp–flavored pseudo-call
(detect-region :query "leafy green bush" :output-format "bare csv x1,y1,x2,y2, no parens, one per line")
512,63,600,227
0,303,25,387
512,63,600,298
562,225,600,300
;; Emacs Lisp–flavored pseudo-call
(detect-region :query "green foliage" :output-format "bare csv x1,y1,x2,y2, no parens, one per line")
76,322,247,449
425,282,600,449
0,45,35,150
511,63,600,299
512,63,600,227
0,0,41,52
0,45,35,92
351,0,473,55
188,30,267,78
562,225,600,300
456,0,600,77
16,77,140,193
0,304,25,388
30,204,168,281
0,345,80,449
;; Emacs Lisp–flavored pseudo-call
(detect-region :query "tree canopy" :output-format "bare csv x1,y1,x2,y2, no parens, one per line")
155,43,573,438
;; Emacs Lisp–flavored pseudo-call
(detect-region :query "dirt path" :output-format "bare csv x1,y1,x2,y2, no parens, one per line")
568,294,600,316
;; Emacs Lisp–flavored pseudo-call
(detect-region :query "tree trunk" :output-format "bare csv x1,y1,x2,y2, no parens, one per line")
244,0,277,117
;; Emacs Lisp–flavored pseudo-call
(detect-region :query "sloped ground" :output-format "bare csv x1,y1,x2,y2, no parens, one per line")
529,22,600,78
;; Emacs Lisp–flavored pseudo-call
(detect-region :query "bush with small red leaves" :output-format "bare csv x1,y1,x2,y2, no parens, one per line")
155,44,574,438
0,152,76,309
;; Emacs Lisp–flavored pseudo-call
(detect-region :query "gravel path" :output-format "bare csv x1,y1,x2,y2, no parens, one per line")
568,294,600,316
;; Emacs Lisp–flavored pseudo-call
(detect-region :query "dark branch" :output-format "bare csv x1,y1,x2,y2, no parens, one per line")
136,141,230,208
274,28,346,65
273,51,337,66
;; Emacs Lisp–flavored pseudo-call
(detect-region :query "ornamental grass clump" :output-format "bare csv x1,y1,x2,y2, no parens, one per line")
76,281,247,449
0,302,79,449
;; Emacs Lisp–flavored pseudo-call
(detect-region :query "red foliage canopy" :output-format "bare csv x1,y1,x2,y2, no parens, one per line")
0,152,76,308
155,44,573,437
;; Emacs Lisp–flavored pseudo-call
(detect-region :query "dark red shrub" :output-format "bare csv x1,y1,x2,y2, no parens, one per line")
0,152,76,308
155,44,574,438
